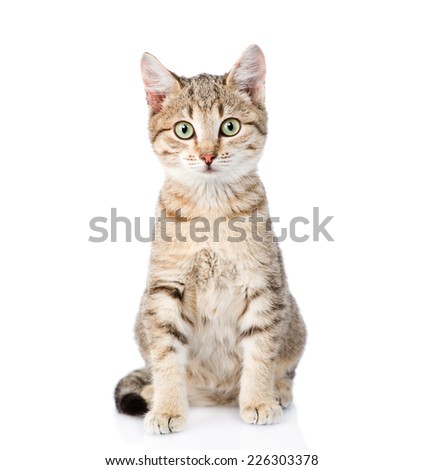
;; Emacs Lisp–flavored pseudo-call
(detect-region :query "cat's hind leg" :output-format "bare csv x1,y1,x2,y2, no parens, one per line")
275,377,293,409
274,363,298,409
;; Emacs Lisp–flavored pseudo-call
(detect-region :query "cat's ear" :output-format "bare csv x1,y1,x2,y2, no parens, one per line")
226,45,266,105
141,53,180,113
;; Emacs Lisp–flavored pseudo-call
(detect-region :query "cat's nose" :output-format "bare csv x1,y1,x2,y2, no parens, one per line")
199,153,217,165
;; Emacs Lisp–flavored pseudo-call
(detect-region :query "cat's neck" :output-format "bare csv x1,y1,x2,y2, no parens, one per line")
158,171,268,219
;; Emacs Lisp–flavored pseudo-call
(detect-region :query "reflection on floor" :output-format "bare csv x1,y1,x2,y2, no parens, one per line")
115,404,307,450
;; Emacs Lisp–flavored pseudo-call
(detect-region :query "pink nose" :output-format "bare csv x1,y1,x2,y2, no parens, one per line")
200,153,216,165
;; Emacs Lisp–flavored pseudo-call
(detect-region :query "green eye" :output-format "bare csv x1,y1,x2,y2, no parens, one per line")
174,121,195,139
220,118,241,137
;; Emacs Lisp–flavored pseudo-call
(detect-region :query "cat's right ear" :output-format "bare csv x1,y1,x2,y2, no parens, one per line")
140,53,180,113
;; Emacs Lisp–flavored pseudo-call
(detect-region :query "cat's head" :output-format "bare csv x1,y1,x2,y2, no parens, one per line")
140,45,267,187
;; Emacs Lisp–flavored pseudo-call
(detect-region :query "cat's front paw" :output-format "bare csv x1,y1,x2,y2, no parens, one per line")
240,402,283,425
144,411,186,435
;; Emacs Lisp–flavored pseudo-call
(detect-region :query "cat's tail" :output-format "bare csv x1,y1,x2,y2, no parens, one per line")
114,368,151,416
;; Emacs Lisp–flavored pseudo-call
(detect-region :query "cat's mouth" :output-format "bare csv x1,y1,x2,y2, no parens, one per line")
203,166,217,174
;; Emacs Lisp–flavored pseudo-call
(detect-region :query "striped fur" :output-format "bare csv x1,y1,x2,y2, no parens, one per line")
115,46,306,434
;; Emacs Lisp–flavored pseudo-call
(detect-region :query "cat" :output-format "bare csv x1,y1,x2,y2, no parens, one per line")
114,45,306,434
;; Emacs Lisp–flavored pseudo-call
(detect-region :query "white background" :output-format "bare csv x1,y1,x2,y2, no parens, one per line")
1,1,422,469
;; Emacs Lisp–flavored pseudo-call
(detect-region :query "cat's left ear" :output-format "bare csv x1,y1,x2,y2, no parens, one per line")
226,45,266,105
141,53,181,113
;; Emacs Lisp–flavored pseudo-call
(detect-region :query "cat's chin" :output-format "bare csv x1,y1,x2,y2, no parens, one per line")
193,168,224,182
201,167,219,176
169,166,221,179
164,164,257,187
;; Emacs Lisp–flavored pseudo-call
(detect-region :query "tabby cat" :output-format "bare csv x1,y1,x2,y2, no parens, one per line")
115,45,306,434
